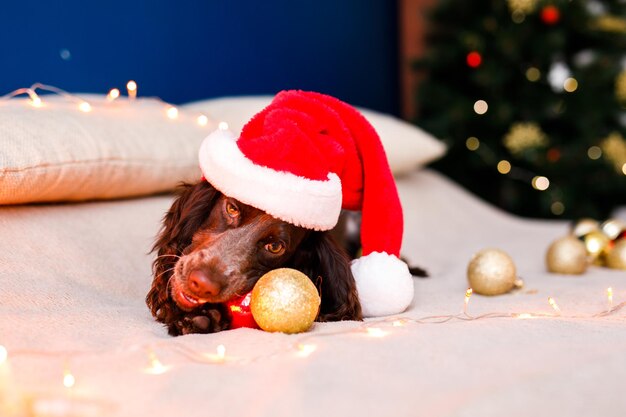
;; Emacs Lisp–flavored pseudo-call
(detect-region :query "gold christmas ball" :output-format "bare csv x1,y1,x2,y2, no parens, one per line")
606,239,626,270
250,268,320,334
467,248,517,296
600,218,626,240
571,218,600,238
583,231,611,264
546,236,588,275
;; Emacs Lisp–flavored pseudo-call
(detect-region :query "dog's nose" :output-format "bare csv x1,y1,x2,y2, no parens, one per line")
187,269,221,298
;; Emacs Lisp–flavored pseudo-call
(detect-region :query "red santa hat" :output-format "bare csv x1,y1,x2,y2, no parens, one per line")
198,90,413,317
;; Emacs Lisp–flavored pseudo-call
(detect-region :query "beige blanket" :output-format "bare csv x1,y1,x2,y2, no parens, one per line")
1,169,624,417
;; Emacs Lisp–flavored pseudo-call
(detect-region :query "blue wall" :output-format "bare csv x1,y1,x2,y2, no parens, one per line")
1,0,399,114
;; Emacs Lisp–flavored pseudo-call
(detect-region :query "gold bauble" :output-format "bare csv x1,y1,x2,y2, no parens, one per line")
600,219,626,240
571,218,599,238
546,236,588,275
250,268,320,334
583,231,611,264
606,239,626,270
467,249,517,296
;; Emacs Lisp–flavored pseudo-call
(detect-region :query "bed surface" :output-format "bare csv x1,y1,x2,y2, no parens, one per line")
1,169,625,417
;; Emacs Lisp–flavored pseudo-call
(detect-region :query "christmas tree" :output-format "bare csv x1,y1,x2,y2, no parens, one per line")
415,0,626,219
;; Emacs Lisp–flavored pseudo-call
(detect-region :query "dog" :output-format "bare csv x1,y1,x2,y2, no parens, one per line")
147,90,428,335
146,180,363,336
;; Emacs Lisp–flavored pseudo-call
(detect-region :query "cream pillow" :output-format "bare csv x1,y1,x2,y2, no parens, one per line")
183,96,446,176
0,95,212,205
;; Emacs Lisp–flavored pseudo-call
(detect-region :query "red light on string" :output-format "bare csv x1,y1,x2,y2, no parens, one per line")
466,51,482,68
541,6,560,25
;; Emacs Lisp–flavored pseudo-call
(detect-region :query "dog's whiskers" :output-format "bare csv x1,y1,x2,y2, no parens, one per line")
155,254,182,261
155,266,178,280
166,275,174,297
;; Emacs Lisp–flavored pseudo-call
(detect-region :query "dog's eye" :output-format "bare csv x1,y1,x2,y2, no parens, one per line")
225,202,240,217
264,241,285,255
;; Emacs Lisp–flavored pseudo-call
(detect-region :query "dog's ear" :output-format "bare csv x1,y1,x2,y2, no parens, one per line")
289,232,362,321
146,181,220,321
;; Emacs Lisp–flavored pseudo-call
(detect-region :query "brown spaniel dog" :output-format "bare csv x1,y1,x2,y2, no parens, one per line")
146,180,362,336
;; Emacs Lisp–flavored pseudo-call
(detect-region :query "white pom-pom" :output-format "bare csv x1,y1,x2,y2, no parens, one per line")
351,252,414,317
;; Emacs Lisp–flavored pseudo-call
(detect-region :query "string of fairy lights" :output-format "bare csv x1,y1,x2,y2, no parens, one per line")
0,286,623,415
0,82,236,415
0,81,229,132
1,82,625,415
0,287,623,369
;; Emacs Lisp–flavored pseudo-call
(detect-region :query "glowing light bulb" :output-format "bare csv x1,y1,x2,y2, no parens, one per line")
551,201,565,216
548,297,561,314
466,51,482,68
512,9,525,23
197,114,209,126
218,121,229,131
587,146,602,160
497,160,511,174
146,351,169,375
392,319,406,327
473,100,488,115
78,101,92,113
126,80,137,100
202,344,229,363
296,344,317,358
0,345,7,365
107,88,120,101
63,370,75,388
515,313,534,319
607,287,613,309
166,106,179,119
365,327,388,338
526,67,541,82
622,163,626,176
216,344,226,361
463,288,473,314
563,78,578,93
532,176,550,191
466,137,480,151
30,96,43,108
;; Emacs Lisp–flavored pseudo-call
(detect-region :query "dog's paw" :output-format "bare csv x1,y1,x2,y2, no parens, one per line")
168,305,230,335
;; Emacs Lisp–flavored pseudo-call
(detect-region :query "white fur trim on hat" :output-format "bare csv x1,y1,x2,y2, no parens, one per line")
199,129,343,231
351,252,414,317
